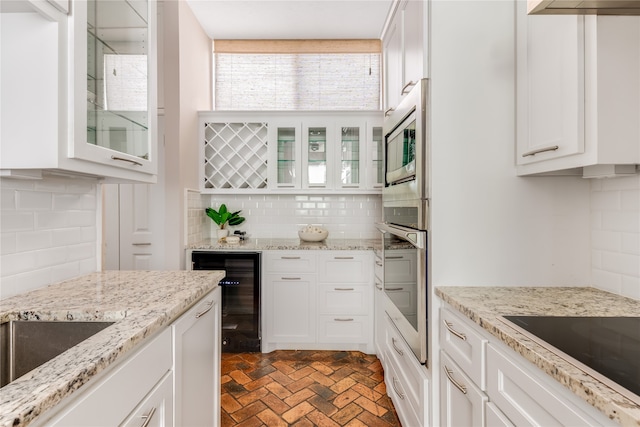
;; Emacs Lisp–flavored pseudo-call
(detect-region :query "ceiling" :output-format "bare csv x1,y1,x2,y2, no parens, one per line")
185,0,394,40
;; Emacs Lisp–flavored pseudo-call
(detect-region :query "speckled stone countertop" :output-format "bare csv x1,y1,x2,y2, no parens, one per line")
0,270,224,427
189,237,380,251
436,286,640,427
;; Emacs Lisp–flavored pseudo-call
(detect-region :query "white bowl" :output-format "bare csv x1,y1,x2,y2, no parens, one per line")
298,229,328,242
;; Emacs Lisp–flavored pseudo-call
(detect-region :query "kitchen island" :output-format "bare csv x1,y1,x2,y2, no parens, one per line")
436,286,640,426
0,270,224,427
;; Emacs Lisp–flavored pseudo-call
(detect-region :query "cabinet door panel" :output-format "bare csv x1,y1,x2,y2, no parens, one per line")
383,15,402,112
318,252,370,283
440,351,487,427
402,0,425,88
266,275,316,343
516,4,585,165
173,288,220,427
120,372,173,427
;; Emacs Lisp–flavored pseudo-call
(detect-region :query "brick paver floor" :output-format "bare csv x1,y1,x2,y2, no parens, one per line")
221,351,402,426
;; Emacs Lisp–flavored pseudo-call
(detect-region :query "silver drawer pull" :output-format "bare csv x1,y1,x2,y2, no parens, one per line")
334,256,354,260
375,282,383,290
384,107,395,117
195,300,214,318
281,256,301,260
139,406,157,427
334,287,354,291
401,80,417,94
375,261,383,266
334,318,354,322
132,242,151,246
111,155,143,166
521,145,559,157
281,277,301,280
385,287,403,291
444,365,467,395
391,337,404,356
443,320,467,341
391,376,405,399
385,256,403,259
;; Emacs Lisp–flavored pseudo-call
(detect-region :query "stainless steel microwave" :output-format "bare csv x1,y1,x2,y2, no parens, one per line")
383,79,429,204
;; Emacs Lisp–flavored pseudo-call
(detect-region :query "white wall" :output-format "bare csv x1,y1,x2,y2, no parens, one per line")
429,0,592,287
190,193,382,241
0,176,99,299
591,174,640,299
162,0,212,269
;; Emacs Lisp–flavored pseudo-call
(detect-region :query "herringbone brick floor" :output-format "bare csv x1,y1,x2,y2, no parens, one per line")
221,351,402,427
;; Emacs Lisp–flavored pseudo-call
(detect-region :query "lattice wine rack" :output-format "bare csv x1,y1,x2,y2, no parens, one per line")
203,122,268,190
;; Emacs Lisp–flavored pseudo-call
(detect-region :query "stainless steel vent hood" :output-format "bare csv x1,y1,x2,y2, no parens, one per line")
528,0,640,15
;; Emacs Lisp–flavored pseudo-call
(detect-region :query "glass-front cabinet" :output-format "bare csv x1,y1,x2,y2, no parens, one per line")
304,125,330,187
70,0,157,177
205,112,382,193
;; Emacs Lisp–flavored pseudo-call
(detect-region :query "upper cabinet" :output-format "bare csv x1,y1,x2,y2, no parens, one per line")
199,111,382,194
1,0,158,183
381,0,428,117
516,3,640,177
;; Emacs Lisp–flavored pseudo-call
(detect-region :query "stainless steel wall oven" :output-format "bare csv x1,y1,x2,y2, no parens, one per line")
377,79,430,365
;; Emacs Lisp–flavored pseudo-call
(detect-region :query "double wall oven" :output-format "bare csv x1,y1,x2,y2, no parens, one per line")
376,79,430,365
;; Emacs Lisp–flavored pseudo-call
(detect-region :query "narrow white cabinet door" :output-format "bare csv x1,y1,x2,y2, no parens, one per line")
120,372,173,427
302,122,333,189
265,274,316,343
383,10,402,113
516,3,585,165
440,351,487,427
173,287,221,427
401,0,426,91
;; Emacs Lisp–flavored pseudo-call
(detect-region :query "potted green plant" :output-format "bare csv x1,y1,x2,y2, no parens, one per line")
206,204,245,238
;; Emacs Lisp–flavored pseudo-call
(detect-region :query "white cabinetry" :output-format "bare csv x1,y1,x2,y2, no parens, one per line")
120,372,173,427
1,0,158,183
439,307,489,427
373,250,386,366
381,0,427,115
438,303,616,427
262,250,373,353
383,314,429,427
173,287,221,427
41,328,173,426
199,111,382,194
516,3,640,176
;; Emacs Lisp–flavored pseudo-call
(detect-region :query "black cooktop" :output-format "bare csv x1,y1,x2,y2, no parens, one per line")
503,316,640,397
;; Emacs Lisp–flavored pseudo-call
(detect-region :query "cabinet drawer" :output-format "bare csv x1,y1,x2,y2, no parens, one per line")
440,351,487,427
385,357,421,427
374,255,383,282
264,252,316,273
486,343,607,427
317,315,369,343
384,314,428,423
485,402,514,427
47,328,172,426
318,285,369,315
440,307,487,390
318,252,371,283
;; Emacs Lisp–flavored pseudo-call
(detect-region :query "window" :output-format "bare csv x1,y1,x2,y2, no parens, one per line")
214,40,381,111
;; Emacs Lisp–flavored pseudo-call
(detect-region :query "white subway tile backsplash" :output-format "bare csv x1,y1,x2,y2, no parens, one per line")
591,173,640,299
0,176,99,299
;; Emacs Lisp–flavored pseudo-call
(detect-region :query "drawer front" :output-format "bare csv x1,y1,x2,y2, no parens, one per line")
485,402,514,427
318,285,369,315
384,314,428,419
374,255,383,282
318,252,371,283
317,315,369,343
264,251,316,273
385,356,421,427
440,307,487,390
486,344,606,427
440,351,487,427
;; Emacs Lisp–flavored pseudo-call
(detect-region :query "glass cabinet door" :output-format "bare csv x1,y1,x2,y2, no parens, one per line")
87,0,150,159
277,127,297,186
340,127,361,187
372,126,383,187
307,127,327,186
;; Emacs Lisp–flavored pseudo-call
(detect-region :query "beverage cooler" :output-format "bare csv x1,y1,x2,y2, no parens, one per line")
191,251,261,352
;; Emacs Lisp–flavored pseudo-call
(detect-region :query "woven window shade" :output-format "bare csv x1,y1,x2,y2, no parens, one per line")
214,40,381,111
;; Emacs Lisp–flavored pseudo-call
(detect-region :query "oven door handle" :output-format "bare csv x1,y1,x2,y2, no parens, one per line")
375,222,426,249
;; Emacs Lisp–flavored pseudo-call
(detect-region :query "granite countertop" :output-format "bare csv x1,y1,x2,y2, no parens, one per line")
189,237,380,251
436,286,640,427
0,270,224,427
